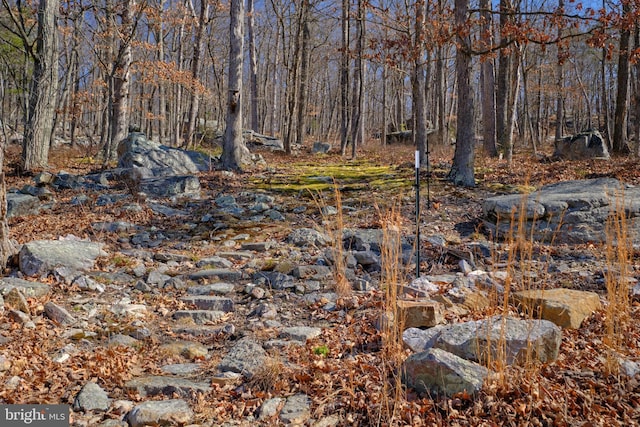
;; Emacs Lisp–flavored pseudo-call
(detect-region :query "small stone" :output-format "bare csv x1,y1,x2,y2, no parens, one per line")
108,334,140,347
160,341,208,360
73,382,111,412
186,282,234,295
125,376,211,397
397,299,444,328
44,302,76,325
173,310,226,324
258,397,284,420
279,393,311,425
0,354,11,371
7,309,31,325
126,399,194,427
180,295,234,312
280,326,322,343
3,288,30,314
160,363,201,375
218,338,267,379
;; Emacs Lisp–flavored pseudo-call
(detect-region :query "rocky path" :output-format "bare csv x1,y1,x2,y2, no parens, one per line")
1,138,639,426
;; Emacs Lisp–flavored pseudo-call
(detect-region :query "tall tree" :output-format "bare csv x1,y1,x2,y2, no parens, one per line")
247,0,259,132
100,0,136,163
479,0,497,157
222,0,250,169
295,0,311,147
448,0,475,187
612,0,632,153
496,0,516,163
555,0,565,142
22,0,59,172
413,0,428,166
339,0,350,155
185,0,210,149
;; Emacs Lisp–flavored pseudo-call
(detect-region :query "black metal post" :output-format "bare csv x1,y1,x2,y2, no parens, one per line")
415,150,420,278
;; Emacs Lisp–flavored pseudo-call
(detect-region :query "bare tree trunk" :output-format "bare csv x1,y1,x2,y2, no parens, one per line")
350,0,364,159
555,0,564,142
413,0,428,165
634,26,640,157
479,0,497,157
340,0,350,155
222,0,250,170
612,0,631,153
248,0,259,132
448,0,475,187
496,0,516,162
185,0,209,149
295,0,311,147
23,0,59,172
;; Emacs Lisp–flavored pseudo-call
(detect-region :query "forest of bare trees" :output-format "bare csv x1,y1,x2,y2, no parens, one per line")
0,0,638,184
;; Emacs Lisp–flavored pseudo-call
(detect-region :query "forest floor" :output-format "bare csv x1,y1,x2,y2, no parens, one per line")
1,139,640,426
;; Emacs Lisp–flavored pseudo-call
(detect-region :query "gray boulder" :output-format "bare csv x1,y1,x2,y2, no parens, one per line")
117,132,211,176
484,178,640,244
404,316,561,365
243,130,284,151
126,399,194,427
402,347,490,397
218,338,267,379
138,175,201,199
73,382,111,412
553,130,609,160
312,141,331,154
7,193,40,218
19,239,107,276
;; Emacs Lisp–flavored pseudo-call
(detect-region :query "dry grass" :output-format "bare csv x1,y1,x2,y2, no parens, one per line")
378,200,408,424
603,191,633,374
314,183,351,297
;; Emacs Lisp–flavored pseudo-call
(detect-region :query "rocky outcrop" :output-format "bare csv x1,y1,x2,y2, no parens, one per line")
483,178,640,244
117,132,211,176
19,238,107,277
403,316,562,365
553,130,609,160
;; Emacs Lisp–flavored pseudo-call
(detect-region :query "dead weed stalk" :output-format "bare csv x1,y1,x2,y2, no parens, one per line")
313,183,351,297
378,200,407,424
603,191,633,374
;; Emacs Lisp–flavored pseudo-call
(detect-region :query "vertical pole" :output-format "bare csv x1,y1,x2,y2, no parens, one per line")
415,150,421,278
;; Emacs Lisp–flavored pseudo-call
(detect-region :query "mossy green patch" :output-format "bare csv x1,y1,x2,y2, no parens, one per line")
252,161,412,193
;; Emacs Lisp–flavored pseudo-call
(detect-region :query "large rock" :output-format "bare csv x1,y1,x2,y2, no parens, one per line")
403,316,562,365
402,347,490,397
397,300,444,328
0,277,50,297
73,382,111,412
19,239,107,276
553,130,609,160
138,175,201,199
218,338,267,379
512,288,602,329
126,399,194,427
484,178,640,244
117,132,211,176
125,375,211,397
7,193,40,218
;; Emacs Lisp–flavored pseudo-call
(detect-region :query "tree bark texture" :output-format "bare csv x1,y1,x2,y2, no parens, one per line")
413,0,428,166
612,0,631,153
449,0,475,187
23,0,59,172
222,0,250,170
